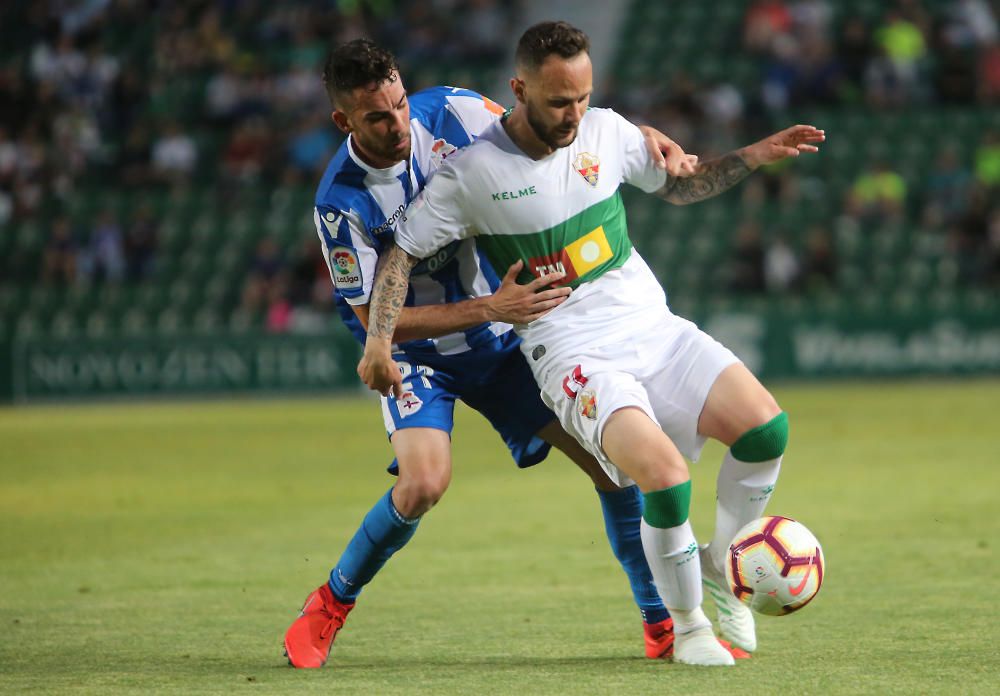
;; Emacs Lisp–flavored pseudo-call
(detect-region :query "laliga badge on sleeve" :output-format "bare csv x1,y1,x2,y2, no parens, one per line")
329,247,362,291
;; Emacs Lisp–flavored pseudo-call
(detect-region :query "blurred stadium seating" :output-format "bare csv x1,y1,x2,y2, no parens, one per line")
0,1,997,401
608,0,1000,321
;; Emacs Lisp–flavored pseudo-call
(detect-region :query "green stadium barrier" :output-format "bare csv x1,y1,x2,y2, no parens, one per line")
1,308,997,403
6,327,361,403
699,308,1000,379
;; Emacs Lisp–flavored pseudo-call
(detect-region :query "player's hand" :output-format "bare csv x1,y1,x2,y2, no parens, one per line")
741,124,825,169
639,125,699,177
358,339,404,398
485,260,572,324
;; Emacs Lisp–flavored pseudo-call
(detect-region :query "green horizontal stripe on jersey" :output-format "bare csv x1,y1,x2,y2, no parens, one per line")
477,192,633,290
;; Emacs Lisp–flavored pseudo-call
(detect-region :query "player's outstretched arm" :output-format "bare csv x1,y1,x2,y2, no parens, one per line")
351,260,569,342
358,242,419,397
656,124,824,206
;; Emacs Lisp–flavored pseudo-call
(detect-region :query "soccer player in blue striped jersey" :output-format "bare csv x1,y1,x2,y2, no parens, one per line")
282,39,738,669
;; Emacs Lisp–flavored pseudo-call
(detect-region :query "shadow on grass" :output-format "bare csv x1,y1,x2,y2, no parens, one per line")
264,653,654,673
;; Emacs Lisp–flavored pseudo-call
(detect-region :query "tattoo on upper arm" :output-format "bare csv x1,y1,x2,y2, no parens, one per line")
368,243,418,340
657,152,752,205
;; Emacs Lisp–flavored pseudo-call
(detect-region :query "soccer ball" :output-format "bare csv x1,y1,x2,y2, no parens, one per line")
725,516,825,616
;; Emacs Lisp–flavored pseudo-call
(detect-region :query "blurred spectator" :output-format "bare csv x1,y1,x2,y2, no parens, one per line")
760,34,800,111
764,230,800,292
286,114,336,176
274,63,326,116
987,207,1000,285
457,0,508,63
943,0,998,48
222,117,271,184
728,222,767,293
949,186,993,283
106,67,145,136
0,127,19,181
124,202,158,282
41,216,78,285
81,209,125,284
924,145,972,222
789,0,833,40
11,126,47,218
118,124,153,187
267,293,293,333
698,81,745,128
285,235,334,332
799,225,837,291
869,10,928,104
837,17,874,101
152,122,198,182
974,131,1000,188
934,41,979,103
289,235,330,307
204,63,243,125
847,161,907,221
978,38,1000,102
745,0,794,54
241,236,286,316
792,37,844,106
0,66,33,135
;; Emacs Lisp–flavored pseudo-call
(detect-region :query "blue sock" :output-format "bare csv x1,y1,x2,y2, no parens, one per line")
597,485,670,624
328,488,420,603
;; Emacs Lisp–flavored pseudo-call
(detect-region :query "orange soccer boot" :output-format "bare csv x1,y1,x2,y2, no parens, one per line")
283,584,354,668
644,618,676,659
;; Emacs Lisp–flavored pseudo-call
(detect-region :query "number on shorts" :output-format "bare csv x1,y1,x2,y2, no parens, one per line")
396,361,434,391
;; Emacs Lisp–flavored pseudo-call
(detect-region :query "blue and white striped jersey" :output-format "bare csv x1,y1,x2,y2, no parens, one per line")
315,86,511,357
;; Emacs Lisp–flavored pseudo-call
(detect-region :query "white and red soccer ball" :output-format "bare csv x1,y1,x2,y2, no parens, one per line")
725,516,825,616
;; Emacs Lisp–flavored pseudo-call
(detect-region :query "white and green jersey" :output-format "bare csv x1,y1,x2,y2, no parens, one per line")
395,107,672,360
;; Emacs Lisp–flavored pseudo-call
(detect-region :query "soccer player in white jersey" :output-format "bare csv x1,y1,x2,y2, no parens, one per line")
282,39,746,669
359,22,825,666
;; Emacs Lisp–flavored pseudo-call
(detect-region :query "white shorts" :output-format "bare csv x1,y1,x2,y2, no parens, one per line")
536,314,739,488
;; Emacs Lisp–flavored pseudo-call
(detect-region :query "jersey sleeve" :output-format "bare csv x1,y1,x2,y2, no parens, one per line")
314,205,378,305
445,89,506,140
613,111,669,193
394,162,474,259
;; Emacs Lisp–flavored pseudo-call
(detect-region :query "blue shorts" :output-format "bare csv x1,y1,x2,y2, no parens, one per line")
381,332,555,474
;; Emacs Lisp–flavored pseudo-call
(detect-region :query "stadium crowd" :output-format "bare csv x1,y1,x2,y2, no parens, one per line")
606,0,1000,296
1,0,997,337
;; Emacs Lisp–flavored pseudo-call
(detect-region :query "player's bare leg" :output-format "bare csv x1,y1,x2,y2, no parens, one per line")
537,420,678,658
602,407,734,666
390,428,453,517
696,363,787,653
285,428,451,667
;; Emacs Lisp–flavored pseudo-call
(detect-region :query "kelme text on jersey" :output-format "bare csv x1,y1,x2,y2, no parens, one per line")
491,186,537,201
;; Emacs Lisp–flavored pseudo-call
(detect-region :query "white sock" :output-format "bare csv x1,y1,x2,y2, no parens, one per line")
639,518,706,625
709,451,782,571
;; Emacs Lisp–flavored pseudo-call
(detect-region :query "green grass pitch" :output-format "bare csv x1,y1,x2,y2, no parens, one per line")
2,380,998,695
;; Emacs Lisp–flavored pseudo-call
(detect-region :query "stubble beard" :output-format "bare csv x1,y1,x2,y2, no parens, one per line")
526,105,577,151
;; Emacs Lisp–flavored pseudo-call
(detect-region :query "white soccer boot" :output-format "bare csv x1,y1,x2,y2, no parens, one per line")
673,625,735,666
700,544,757,653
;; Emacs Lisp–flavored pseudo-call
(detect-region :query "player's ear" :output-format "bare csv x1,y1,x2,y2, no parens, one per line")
332,109,352,135
511,77,526,105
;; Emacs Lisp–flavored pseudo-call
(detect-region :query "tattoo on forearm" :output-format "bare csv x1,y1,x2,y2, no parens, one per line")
658,152,752,205
369,244,418,340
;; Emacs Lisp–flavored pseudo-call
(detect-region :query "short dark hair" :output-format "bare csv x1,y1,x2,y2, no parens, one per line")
322,38,399,107
515,21,590,73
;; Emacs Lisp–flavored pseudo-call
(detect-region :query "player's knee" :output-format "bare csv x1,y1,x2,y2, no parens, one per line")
395,467,451,517
731,411,789,463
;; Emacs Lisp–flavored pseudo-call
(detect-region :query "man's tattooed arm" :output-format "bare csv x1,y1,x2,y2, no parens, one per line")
367,242,420,341
656,151,753,205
